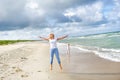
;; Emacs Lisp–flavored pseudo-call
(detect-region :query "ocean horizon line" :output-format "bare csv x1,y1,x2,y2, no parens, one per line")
70,30,120,37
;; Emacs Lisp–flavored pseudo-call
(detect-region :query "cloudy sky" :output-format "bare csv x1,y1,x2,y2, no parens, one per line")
0,0,120,40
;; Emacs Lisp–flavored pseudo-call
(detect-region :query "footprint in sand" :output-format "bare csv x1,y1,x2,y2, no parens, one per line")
0,62,3,64
21,57,28,59
12,67,23,73
20,57,28,61
12,66,16,69
21,74,29,78
0,77,4,80
10,72,15,74
37,70,42,72
16,68,23,73
11,66,29,78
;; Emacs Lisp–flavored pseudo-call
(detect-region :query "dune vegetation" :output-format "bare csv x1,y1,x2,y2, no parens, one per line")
0,40,33,45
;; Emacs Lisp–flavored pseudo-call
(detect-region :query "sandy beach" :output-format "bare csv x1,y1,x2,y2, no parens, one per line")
0,41,120,80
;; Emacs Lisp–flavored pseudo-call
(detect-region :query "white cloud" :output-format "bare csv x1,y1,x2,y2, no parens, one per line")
25,0,45,20
64,1,103,23
0,3,7,21
0,22,120,40
106,0,120,21
0,24,83,40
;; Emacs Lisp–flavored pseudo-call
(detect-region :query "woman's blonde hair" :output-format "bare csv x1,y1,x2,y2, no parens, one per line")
49,33,55,39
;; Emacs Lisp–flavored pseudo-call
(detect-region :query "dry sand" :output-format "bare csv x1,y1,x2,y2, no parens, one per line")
0,41,120,80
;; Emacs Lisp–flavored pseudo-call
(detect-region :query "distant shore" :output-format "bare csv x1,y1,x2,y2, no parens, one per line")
0,40,34,45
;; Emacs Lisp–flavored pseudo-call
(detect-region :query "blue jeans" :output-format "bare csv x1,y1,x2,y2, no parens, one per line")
50,48,61,64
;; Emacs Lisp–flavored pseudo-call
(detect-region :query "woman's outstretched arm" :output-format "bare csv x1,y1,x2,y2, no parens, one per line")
57,35,68,41
39,36,49,41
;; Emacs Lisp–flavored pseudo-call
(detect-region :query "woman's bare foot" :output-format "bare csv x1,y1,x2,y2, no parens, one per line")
50,64,52,71
59,64,63,72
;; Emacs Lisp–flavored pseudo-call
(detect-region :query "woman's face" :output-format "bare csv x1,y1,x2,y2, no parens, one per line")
49,34,54,39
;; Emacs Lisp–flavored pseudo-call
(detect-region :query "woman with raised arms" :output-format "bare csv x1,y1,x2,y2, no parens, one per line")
39,33,68,71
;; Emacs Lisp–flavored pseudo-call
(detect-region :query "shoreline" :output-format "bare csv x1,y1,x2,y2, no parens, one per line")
0,41,120,80
58,42,120,62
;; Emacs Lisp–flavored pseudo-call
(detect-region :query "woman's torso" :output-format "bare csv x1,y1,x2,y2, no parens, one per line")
49,38,57,49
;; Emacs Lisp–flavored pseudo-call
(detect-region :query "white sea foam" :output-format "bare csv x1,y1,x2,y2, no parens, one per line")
101,48,120,53
93,51,120,62
78,34,107,39
108,34,120,37
57,41,120,62
73,45,120,62
73,46,91,52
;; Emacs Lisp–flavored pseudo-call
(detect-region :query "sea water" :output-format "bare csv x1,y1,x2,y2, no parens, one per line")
60,31,120,62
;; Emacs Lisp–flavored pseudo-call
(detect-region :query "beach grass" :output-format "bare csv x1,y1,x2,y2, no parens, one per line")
0,40,33,45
